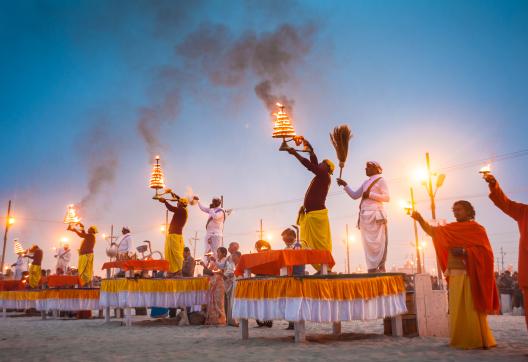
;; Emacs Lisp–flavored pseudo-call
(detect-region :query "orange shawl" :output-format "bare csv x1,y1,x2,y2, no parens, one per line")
432,221,499,314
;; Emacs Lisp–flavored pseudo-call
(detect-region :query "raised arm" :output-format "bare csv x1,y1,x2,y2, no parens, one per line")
486,174,526,221
411,211,433,236
287,147,323,175
162,200,178,213
197,201,211,214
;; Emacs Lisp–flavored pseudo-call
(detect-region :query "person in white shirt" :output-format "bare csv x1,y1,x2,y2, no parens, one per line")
224,251,241,327
193,196,231,263
116,227,135,260
337,161,390,273
55,243,71,275
11,252,27,280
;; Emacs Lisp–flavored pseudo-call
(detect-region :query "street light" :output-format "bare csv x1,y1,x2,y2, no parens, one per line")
1,200,14,275
401,188,422,274
418,152,446,287
420,240,427,273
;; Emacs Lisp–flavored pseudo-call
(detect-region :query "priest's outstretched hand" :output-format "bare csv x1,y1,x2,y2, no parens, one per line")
336,178,348,187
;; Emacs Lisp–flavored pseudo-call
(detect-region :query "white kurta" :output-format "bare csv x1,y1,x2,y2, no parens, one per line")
344,175,390,270
117,233,135,256
198,202,227,257
14,256,27,280
55,247,71,273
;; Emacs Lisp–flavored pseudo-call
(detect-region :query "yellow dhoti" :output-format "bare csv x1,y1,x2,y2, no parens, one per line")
165,233,184,273
297,208,332,269
28,264,41,289
448,271,496,349
78,253,94,287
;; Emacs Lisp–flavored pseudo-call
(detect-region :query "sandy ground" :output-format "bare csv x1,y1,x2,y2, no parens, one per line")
0,314,527,361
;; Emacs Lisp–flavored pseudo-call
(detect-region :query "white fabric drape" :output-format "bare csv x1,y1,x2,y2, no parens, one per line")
233,292,406,322
99,290,207,308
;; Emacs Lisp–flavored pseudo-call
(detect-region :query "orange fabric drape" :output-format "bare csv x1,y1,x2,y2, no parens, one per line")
47,275,81,288
235,250,335,277
0,280,24,291
101,260,169,271
234,275,405,300
432,221,499,314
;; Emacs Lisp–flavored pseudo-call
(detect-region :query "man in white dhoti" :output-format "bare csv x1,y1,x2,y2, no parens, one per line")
193,196,231,262
12,251,27,280
116,227,135,260
337,161,390,273
54,243,71,275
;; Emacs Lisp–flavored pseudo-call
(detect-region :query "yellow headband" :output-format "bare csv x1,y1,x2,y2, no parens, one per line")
323,159,335,174
89,225,98,233
179,198,189,206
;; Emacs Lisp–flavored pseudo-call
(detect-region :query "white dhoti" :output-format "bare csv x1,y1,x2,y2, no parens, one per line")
359,209,388,271
14,269,24,280
204,234,223,259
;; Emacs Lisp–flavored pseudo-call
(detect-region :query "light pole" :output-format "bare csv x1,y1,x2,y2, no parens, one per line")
419,152,445,287
420,240,427,273
402,188,422,274
345,224,351,274
1,200,15,274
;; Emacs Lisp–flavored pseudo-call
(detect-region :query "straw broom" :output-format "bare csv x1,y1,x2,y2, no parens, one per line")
330,125,353,178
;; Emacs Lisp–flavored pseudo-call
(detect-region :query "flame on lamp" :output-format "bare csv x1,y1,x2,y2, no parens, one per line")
149,155,165,192
63,204,81,225
399,200,413,215
479,164,491,175
272,103,296,139
14,239,24,255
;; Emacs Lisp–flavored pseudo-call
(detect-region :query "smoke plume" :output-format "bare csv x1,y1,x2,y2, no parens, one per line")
176,22,317,114
78,120,119,211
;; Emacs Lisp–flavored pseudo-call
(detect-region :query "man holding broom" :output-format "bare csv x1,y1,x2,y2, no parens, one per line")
337,161,390,273
287,138,334,269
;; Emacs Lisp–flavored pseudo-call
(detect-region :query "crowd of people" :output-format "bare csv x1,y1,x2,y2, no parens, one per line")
2,135,528,352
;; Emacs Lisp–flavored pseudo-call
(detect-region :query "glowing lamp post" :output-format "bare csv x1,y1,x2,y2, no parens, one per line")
401,188,422,274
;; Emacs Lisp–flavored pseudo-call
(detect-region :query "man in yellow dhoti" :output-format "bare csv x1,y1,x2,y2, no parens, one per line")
68,223,97,287
412,200,499,349
26,245,43,288
159,196,188,276
287,138,333,269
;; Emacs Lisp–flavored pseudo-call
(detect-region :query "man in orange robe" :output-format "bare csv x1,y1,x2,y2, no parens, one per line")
412,200,499,349
485,173,528,330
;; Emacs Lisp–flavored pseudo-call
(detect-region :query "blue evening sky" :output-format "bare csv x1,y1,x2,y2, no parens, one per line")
1,0,527,274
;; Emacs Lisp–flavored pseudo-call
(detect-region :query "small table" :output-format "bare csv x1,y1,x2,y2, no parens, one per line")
235,249,335,277
101,260,171,323
47,275,81,288
101,260,169,272
99,277,209,326
0,290,39,318
233,273,407,342
36,288,100,315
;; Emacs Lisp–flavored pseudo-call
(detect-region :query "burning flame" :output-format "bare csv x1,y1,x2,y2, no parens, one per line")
479,164,491,174
272,103,296,139
399,200,412,214
63,204,81,225
14,240,24,255
149,156,165,190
